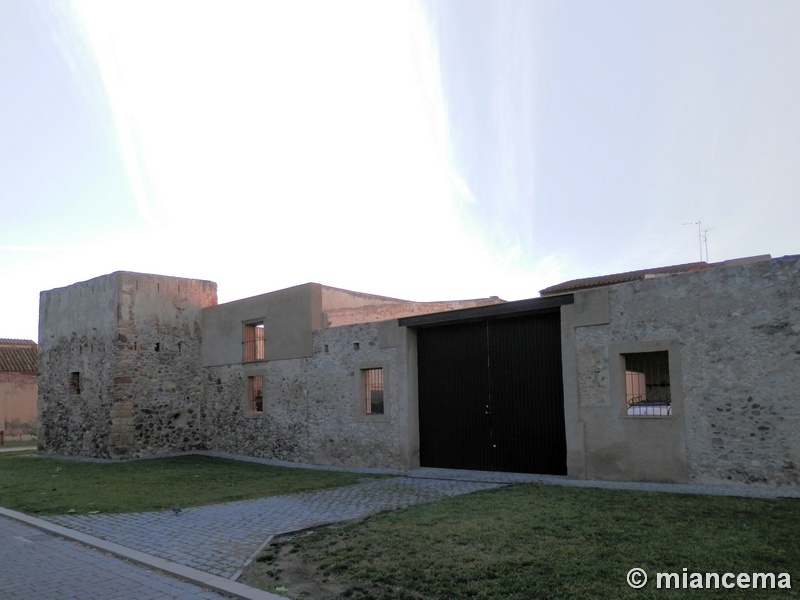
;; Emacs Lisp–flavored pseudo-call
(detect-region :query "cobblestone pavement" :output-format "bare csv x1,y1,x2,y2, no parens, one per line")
45,476,502,579
0,515,231,600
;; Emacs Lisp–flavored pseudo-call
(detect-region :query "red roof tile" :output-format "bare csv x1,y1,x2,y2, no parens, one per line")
0,340,38,374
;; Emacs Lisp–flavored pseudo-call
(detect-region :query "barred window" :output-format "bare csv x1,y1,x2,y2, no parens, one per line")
624,351,671,417
243,320,265,363
362,368,384,415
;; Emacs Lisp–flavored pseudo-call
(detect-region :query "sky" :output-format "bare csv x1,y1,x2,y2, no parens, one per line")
2,0,799,342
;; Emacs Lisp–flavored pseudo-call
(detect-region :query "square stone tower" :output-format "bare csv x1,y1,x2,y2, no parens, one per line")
38,272,217,458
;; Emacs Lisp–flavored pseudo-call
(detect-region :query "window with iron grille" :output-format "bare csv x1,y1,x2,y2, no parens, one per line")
242,319,265,363
247,375,264,413
362,368,384,415
624,351,671,416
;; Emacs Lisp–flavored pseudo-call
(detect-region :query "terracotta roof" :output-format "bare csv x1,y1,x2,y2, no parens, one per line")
540,255,772,296
0,339,38,374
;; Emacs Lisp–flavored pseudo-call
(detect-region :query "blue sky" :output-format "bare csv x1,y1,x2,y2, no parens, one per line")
2,0,799,341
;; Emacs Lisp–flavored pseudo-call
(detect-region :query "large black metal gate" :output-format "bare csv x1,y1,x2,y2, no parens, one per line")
417,310,567,474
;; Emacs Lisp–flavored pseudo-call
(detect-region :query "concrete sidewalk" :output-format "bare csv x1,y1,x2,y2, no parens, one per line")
0,445,37,453
0,510,283,600
198,451,800,499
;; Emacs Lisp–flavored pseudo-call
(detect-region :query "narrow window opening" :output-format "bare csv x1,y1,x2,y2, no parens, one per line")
353,342,360,351
155,343,160,352
69,372,81,395
624,351,671,416
324,344,329,353
243,320,265,362
248,375,264,413
363,368,384,415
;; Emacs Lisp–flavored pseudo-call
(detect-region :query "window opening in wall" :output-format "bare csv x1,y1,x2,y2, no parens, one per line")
243,320,265,362
69,372,81,395
624,351,671,416
248,375,264,412
363,368,384,415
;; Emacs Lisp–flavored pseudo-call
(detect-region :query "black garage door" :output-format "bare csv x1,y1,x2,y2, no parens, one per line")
417,310,567,474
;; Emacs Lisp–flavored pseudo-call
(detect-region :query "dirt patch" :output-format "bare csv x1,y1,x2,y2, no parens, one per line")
239,531,398,600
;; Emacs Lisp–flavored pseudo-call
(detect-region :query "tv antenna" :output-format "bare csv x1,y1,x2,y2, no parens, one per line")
683,220,712,262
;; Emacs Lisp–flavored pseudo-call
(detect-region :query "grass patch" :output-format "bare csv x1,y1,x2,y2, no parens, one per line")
244,483,800,599
0,453,370,515
0,440,38,448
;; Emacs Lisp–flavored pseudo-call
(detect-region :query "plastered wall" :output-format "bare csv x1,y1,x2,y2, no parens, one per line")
565,255,800,486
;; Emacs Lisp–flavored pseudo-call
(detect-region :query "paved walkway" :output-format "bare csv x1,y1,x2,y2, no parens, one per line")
0,444,37,453
0,515,231,599
43,477,501,580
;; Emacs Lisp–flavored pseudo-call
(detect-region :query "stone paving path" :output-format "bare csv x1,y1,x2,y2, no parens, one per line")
0,515,230,600
45,476,502,580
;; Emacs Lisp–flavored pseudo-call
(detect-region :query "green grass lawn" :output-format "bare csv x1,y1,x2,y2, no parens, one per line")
245,483,800,600
0,453,369,515
0,439,38,448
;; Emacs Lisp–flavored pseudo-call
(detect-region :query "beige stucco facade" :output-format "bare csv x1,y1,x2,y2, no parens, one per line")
0,372,38,441
0,339,38,442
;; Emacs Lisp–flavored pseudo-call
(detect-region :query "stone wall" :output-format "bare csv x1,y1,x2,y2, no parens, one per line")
39,274,119,455
38,272,217,458
205,321,414,469
110,273,216,458
567,255,800,487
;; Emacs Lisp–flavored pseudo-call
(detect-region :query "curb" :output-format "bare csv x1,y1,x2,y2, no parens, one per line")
0,507,288,600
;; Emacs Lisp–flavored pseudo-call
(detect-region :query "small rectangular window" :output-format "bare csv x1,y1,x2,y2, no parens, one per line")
243,320,265,363
247,375,264,413
624,351,670,416
69,371,81,395
363,368,384,415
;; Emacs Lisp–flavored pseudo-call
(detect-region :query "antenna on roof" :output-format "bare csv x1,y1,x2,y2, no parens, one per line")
702,226,712,263
683,220,711,262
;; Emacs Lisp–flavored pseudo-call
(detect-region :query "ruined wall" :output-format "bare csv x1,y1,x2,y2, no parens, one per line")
566,255,800,487
110,273,217,457
205,320,416,469
39,273,119,455
38,272,217,458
